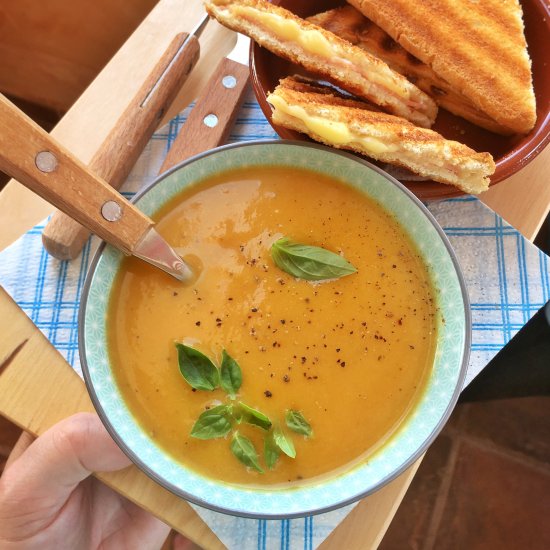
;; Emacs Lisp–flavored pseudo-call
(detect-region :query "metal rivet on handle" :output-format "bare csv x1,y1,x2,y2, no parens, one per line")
101,200,122,222
35,151,58,173
203,114,219,128
222,75,237,89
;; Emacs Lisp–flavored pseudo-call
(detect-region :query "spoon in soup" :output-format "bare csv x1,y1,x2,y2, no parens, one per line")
0,93,193,282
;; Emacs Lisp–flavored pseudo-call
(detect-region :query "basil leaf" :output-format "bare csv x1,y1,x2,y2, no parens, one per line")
273,426,296,458
271,237,357,281
220,350,242,397
176,343,219,391
237,402,272,430
190,405,233,439
285,410,313,437
264,432,280,469
230,432,264,473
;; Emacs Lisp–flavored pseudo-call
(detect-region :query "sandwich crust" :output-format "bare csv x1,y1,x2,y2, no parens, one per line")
308,5,513,135
204,0,437,127
347,0,536,134
267,76,495,194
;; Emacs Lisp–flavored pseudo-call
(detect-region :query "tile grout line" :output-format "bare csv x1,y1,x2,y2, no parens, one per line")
423,433,462,550
459,432,550,476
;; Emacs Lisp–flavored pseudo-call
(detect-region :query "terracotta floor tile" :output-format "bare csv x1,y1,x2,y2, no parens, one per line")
379,433,454,550
433,439,550,550
461,397,550,464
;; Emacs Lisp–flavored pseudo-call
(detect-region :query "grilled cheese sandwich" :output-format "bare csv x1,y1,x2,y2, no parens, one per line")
267,76,495,194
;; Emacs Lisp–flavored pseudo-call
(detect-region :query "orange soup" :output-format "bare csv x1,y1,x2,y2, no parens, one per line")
107,166,438,486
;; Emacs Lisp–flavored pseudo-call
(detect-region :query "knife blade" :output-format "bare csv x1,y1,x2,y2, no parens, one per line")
159,27,251,172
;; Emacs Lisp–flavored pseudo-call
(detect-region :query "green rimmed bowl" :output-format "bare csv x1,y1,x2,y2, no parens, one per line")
79,141,470,519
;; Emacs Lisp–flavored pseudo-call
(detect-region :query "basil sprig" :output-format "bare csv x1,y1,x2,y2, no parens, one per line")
231,432,264,473
264,433,280,469
220,350,242,397
176,343,313,474
273,425,296,458
176,344,219,391
286,410,313,437
237,402,272,430
190,405,233,439
271,237,357,281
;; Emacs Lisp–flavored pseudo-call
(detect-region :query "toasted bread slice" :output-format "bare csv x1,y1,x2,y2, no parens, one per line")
204,0,437,127
308,5,512,135
347,0,536,134
267,76,495,194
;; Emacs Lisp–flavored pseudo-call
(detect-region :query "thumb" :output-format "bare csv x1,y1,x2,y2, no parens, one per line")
0,413,131,519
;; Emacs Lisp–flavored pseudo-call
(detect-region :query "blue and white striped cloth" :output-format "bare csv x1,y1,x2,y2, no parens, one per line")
1,88,549,549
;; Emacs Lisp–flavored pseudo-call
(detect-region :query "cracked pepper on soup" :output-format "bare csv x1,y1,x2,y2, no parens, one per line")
107,165,438,486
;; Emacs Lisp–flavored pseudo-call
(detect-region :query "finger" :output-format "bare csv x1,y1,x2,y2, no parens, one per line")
0,413,131,514
4,431,34,471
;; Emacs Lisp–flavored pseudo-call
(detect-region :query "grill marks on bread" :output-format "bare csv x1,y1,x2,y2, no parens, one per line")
347,0,536,134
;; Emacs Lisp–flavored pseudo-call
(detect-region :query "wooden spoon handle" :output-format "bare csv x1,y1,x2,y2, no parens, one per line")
42,33,200,260
159,56,250,173
0,93,152,255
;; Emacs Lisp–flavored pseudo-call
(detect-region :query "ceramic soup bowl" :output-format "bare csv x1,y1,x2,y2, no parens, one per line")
79,141,470,518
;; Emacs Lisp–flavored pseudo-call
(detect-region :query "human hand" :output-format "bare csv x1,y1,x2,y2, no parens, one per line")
0,413,173,549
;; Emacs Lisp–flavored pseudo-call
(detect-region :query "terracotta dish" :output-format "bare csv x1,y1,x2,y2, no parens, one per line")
250,0,550,200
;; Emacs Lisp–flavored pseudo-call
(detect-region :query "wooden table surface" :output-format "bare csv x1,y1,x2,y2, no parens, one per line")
0,0,549,548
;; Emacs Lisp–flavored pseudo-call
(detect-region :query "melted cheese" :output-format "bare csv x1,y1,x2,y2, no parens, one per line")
232,6,408,99
245,9,333,58
268,94,398,155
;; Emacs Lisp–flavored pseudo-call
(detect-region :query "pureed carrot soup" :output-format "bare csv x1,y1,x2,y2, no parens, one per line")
107,165,438,486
